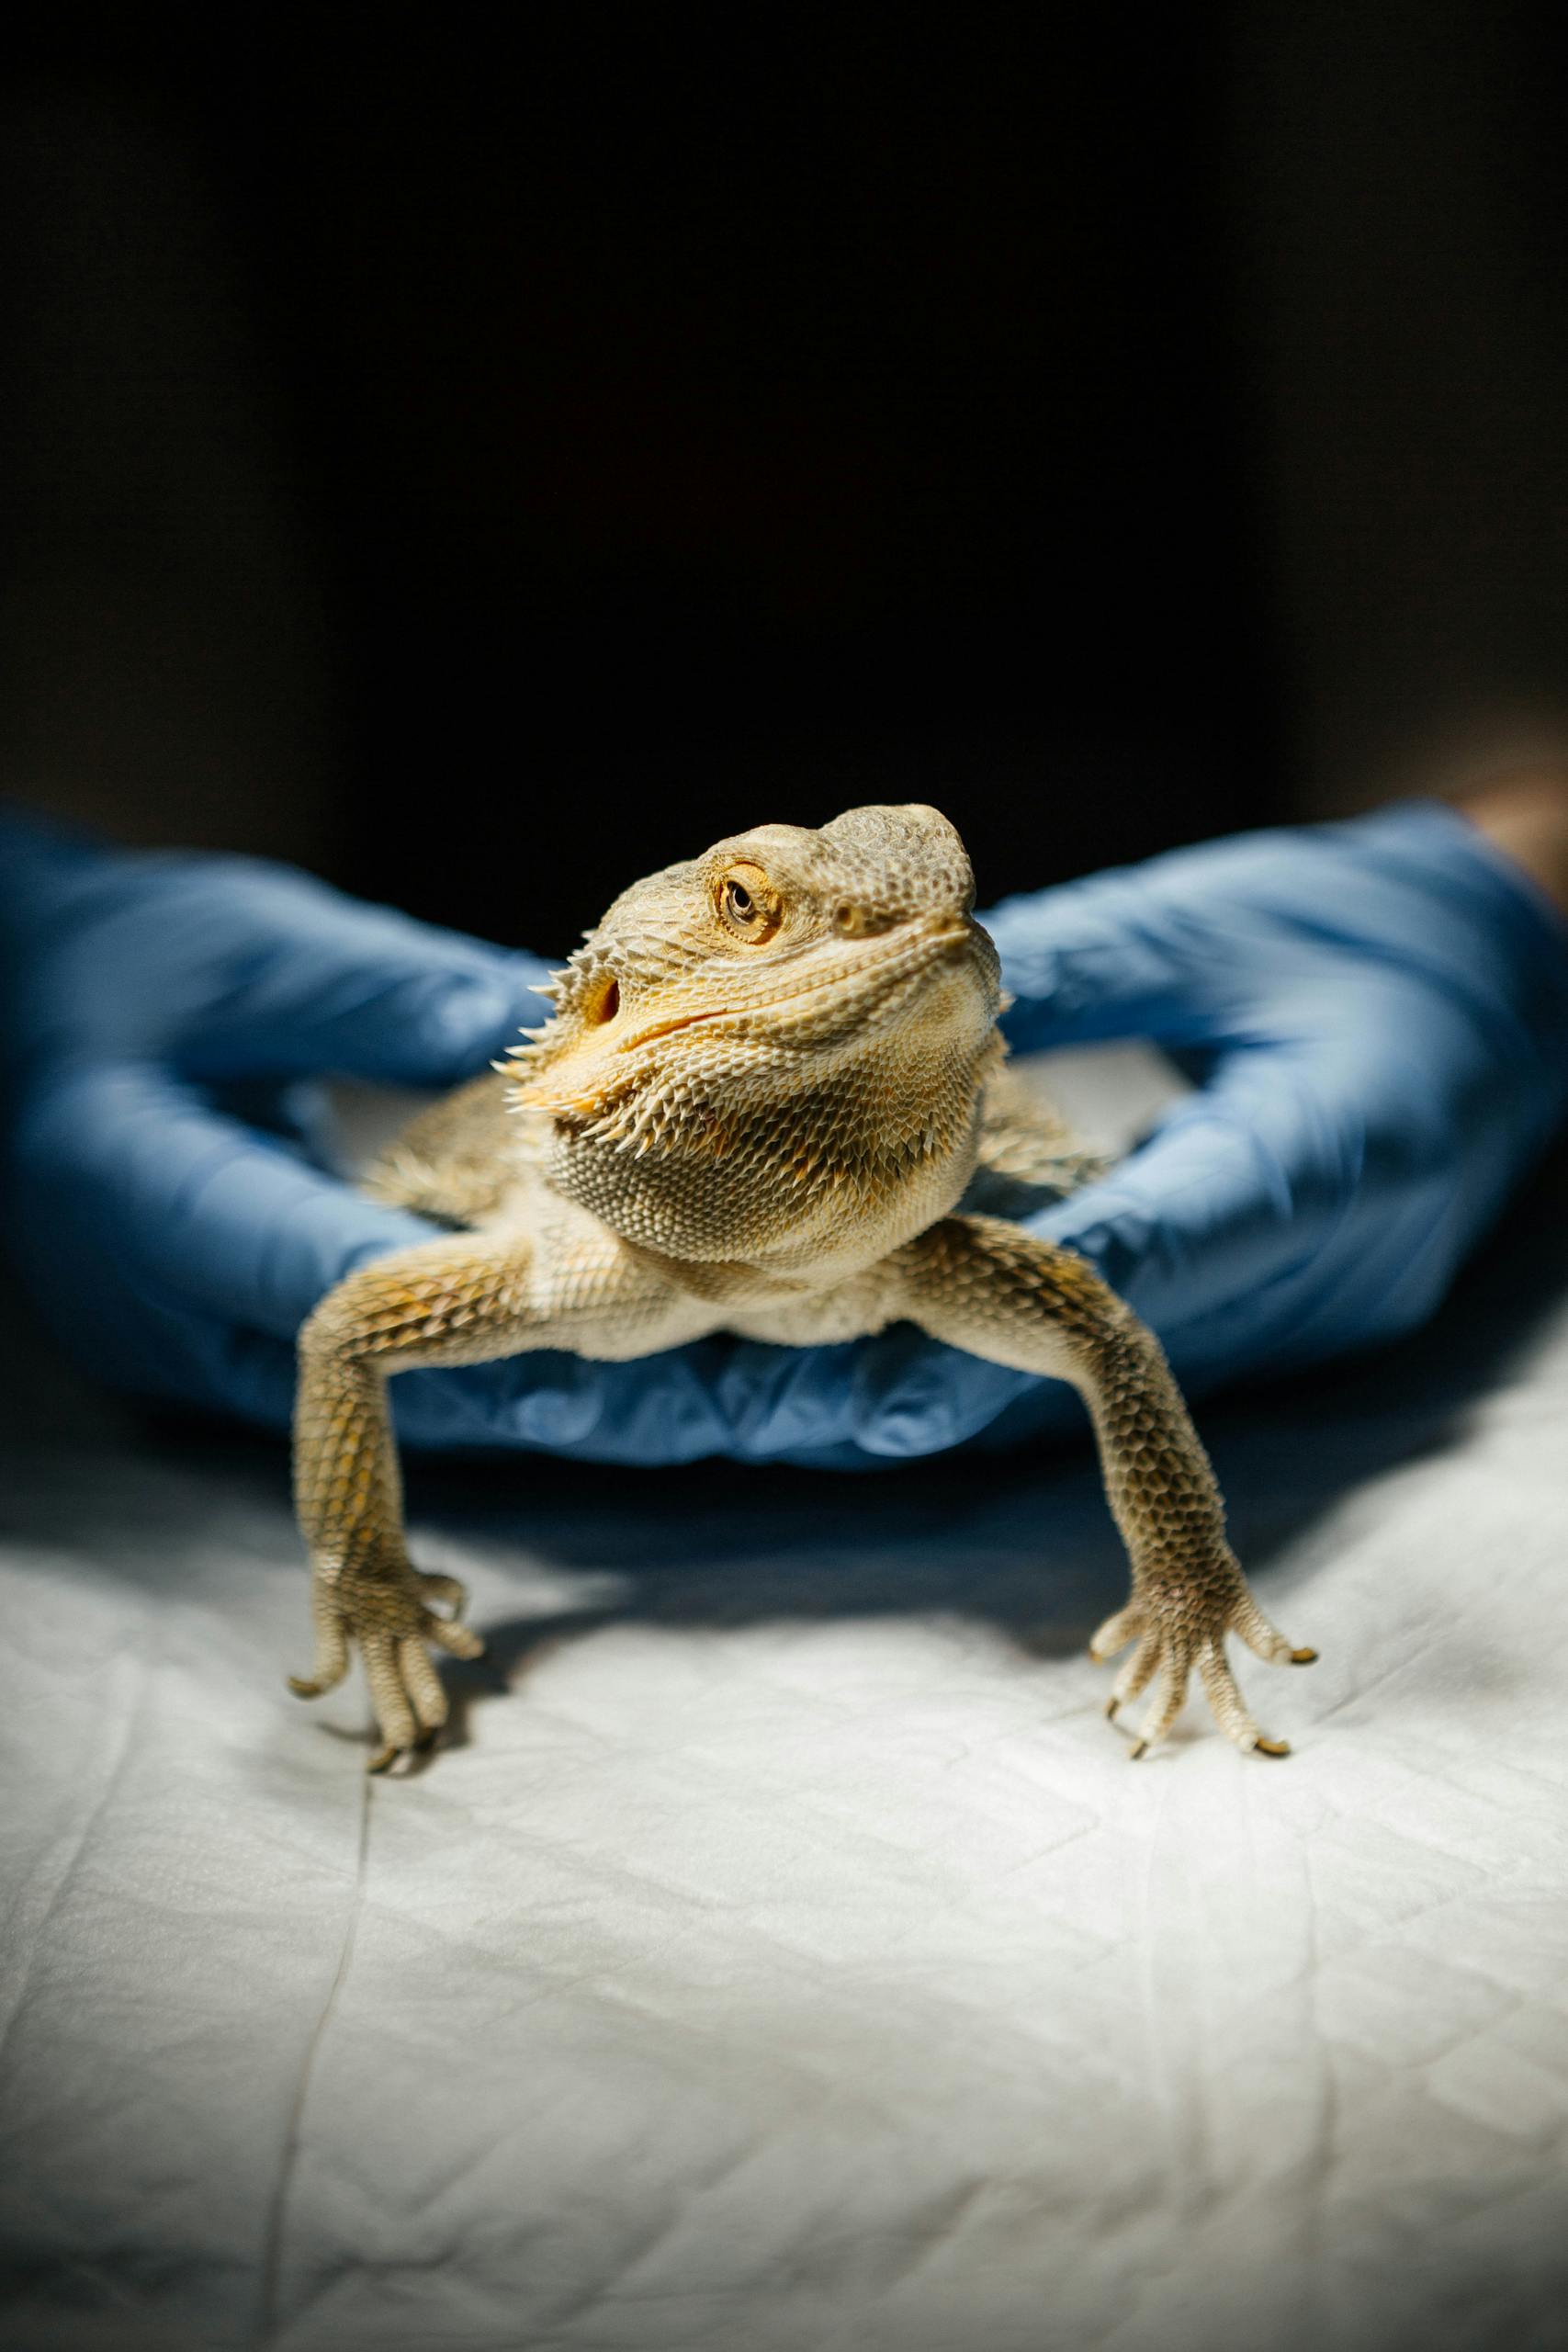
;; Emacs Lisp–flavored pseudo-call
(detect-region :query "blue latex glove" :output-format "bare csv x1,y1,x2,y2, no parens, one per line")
4,802,1565,1466
944,798,1568,1456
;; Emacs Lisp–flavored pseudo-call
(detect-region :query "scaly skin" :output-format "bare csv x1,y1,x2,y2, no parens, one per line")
291,805,1314,1770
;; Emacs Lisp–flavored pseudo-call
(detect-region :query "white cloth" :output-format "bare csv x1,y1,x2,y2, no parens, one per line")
4,1100,1566,2352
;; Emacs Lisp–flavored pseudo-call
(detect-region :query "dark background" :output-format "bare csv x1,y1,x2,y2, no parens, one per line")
4,3,1566,951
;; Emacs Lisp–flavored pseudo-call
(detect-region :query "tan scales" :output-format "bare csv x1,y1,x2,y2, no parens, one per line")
289,805,1314,1770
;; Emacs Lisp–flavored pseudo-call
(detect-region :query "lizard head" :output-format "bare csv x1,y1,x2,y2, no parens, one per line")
506,804,1004,1267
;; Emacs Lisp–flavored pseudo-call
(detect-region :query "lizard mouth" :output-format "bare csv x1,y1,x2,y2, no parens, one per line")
619,917,985,1055
518,914,996,1129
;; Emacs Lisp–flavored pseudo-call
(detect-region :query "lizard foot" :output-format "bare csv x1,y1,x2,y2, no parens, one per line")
289,1565,485,1773
1089,1578,1315,1760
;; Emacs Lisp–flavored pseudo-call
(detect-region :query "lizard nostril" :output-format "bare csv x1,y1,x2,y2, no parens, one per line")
833,902,864,936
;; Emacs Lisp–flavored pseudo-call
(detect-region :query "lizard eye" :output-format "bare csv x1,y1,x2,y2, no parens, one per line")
717,865,781,943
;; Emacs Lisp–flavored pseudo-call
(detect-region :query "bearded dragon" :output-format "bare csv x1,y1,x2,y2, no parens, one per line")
290,806,1314,1771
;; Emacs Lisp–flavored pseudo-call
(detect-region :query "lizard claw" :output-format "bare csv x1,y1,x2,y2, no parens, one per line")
1095,1560,1314,1760
294,1558,485,1772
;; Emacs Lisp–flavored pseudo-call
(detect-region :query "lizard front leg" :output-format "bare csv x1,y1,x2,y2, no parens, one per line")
292,1227,697,1770
895,1216,1315,1758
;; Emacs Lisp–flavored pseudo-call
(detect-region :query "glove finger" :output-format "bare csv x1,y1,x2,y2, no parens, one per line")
848,1329,1039,1460
713,1339,868,1458
980,863,1238,1053
11,1061,440,1340
390,1347,733,1463
979,803,1557,1057
710,1329,1002,1463
712,1321,1059,1465
162,864,556,1085
20,852,554,1086
1020,1060,1385,1384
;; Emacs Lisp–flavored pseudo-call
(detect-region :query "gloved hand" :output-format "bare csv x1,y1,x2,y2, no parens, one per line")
0,814,565,1444
946,797,1568,1455
4,802,1565,1468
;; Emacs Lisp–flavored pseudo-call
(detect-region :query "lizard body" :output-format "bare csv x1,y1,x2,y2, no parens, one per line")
292,805,1314,1770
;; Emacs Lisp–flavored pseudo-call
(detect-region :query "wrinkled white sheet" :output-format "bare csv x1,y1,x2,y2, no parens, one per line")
3,1088,1567,2352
